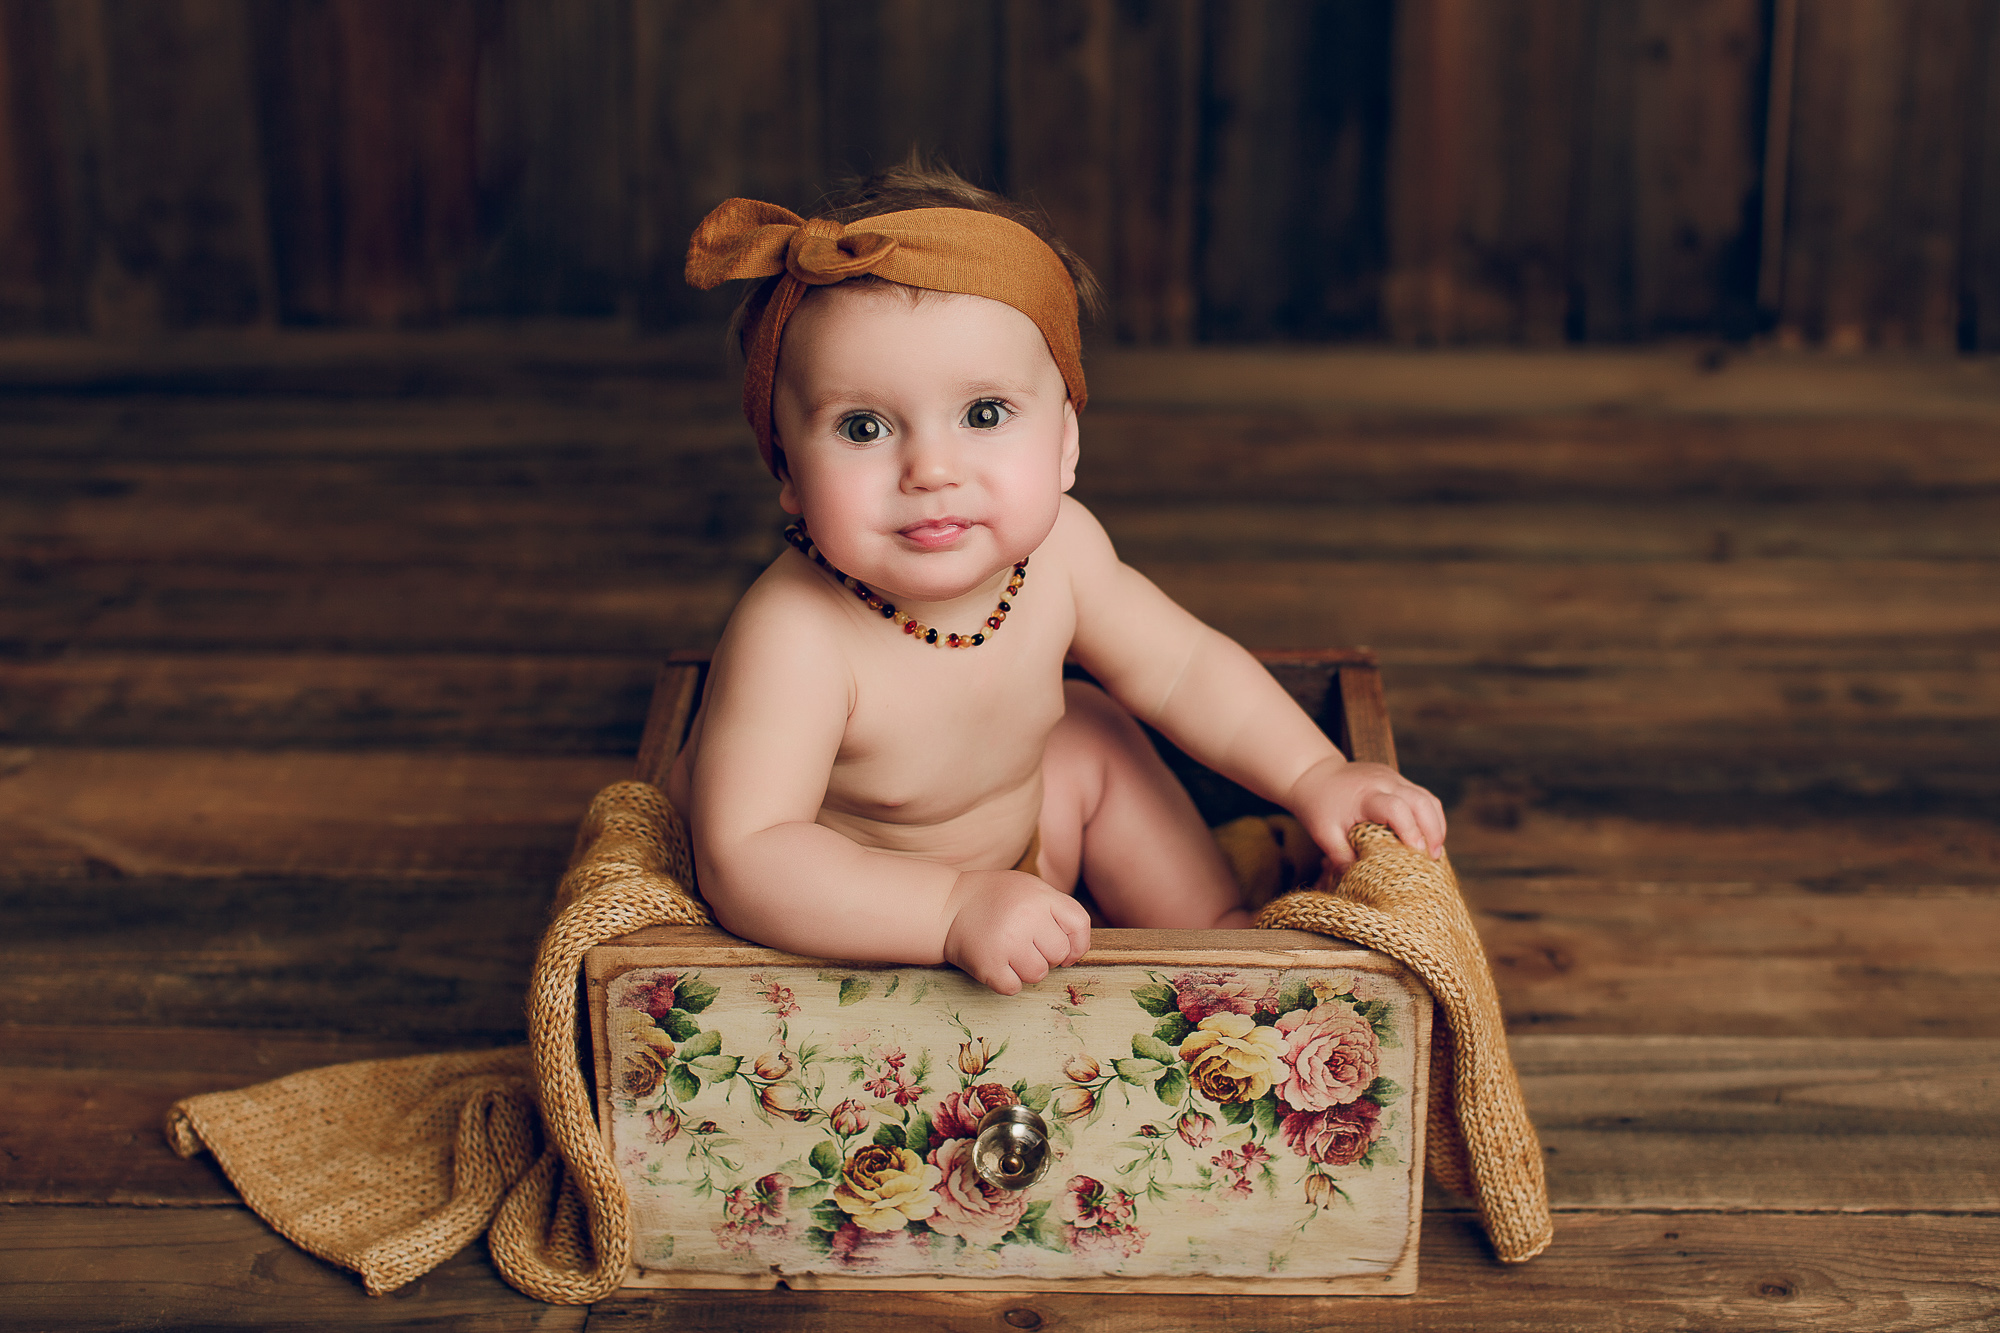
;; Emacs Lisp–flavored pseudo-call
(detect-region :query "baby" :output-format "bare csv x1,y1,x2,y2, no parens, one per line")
668,163,1445,995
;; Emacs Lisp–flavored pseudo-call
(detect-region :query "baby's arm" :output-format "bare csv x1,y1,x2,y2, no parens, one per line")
1061,500,1445,867
687,581,1089,994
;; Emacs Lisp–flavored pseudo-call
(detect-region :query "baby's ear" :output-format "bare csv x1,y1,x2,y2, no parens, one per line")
1059,400,1080,493
773,443,803,514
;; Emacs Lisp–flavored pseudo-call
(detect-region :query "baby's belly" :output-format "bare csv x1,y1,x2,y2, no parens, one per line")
815,771,1045,873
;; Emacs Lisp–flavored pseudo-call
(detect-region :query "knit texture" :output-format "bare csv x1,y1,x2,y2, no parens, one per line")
167,783,1550,1301
1259,823,1554,1262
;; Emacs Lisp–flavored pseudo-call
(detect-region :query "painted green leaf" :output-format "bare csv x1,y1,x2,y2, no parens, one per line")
660,1010,700,1043
686,1054,740,1082
1218,1099,1254,1125
1364,1076,1403,1106
1154,1067,1188,1106
1016,1084,1051,1113
872,1123,906,1150
1252,1092,1284,1138
812,1199,847,1228
808,1139,842,1180
906,1111,934,1157
675,976,720,1014
1112,1057,1162,1085
1274,977,1315,1015
678,1029,722,1060
1131,982,1177,1016
1152,1013,1192,1046
666,1064,700,1103
801,1228,834,1256
838,977,873,1006
1131,1033,1177,1064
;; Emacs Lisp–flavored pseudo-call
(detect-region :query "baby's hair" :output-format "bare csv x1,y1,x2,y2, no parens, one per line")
726,155,1106,359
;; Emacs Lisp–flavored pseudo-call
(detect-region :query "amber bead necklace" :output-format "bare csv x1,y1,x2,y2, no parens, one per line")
783,522,1026,648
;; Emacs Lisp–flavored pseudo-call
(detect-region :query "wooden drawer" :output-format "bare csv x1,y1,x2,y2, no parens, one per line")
586,927,1430,1293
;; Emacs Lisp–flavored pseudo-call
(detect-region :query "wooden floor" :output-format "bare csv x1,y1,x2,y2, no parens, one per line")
3,330,1997,1330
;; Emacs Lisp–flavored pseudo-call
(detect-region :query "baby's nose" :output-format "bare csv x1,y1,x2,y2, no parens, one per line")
900,435,959,489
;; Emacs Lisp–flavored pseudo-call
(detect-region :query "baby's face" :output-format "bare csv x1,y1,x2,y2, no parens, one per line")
771,285,1078,605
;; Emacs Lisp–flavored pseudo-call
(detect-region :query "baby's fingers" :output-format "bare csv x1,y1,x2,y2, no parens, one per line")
1370,793,1435,860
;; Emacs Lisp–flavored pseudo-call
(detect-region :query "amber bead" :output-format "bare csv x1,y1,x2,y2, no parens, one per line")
903,620,919,634
971,633,985,645
925,629,938,644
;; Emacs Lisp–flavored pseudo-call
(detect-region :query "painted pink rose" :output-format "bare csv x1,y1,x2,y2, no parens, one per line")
643,1106,682,1144
1281,1100,1384,1166
925,1137,1030,1247
830,1098,870,1137
1067,1221,1149,1260
722,1172,791,1227
828,1219,923,1268
1171,970,1277,1023
1058,1175,1137,1230
621,974,679,1021
1176,1111,1216,1148
931,1082,1017,1140
1272,1001,1381,1111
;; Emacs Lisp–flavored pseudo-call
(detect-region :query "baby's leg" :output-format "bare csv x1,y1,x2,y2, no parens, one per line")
1036,680,1252,928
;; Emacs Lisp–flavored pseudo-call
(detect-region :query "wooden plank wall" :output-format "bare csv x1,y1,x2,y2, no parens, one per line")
0,0,1997,347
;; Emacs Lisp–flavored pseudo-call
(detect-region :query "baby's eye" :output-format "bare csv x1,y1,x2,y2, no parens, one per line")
836,413,887,443
963,399,1011,430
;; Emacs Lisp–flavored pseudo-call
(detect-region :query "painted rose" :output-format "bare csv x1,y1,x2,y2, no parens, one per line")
830,1098,870,1137
1272,1002,1380,1112
828,1219,922,1268
753,1048,794,1080
925,1138,1031,1247
1058,1175,1137,1230
643,1106,681,1144
832,1144,941,1232
931,1082,1016,1140
1178,1012,1287,1104
1063,1053,1100,1083
1067,1221,1149,1261
1050,1084,1095,1121
612,1006,675,1061
620,1049,668,1100
1303,1171,1337,1208
722,1172,791,1228
620,974,679,1022
1170,970,1277,1024
1281,1099,1384,1167
1175,1111,1216,1148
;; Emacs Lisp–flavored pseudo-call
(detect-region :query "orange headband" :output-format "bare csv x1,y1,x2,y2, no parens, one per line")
685,199,1088,476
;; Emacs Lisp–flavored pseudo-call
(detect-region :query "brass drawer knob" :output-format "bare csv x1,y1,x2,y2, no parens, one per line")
972,1104,1051,1191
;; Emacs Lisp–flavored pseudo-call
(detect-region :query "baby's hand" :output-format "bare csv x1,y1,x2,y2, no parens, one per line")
943,870,1092,995
1288,758,1448,869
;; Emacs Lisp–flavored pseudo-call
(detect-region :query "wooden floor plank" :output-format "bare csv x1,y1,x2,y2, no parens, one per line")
3,1207,1992,1333
10,1031,1994,1212
0,1206,586,1332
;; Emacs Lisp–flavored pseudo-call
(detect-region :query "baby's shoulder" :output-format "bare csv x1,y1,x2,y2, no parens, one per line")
1039,494,1121,582
711,551,859,682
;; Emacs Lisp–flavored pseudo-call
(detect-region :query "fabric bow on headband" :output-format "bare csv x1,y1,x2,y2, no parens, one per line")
685,198,1088,474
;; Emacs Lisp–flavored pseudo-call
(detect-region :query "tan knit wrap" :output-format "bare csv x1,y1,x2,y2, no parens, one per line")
1259,823,1554,1263
684,198,1088,476
167,785,1549,1300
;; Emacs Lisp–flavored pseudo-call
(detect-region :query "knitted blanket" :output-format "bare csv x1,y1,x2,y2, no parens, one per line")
166,781,1551,1302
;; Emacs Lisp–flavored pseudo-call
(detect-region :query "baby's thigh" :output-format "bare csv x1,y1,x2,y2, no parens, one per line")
1037,681,1237,923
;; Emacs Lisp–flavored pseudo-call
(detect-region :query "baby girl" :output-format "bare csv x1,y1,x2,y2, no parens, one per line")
667,163,1445,995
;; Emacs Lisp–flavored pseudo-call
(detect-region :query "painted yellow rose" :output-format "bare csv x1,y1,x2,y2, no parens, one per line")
1178,1011,1286,1104
832,1144,942,1233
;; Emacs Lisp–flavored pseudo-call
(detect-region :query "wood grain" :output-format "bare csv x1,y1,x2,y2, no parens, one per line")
0,1206,588,1331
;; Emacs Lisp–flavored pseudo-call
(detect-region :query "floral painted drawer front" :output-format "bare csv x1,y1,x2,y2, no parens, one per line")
595,959,1425,1282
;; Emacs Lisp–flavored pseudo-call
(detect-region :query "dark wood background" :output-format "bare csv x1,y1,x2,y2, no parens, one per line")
3,0,1998,348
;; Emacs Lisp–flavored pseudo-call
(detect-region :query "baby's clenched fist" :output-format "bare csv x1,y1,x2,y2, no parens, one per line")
943,870,1092,995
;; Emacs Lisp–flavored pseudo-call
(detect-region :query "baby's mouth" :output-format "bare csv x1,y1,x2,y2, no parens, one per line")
898,518,973,550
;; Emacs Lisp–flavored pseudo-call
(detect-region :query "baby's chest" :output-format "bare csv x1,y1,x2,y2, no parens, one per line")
587,928,1431,1293
837,657,1067,781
